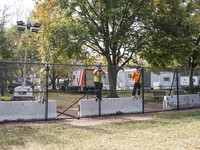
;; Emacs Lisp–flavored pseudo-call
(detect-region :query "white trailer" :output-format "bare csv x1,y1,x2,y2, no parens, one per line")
180,76,199,86
151,72,180,89
103,69,136,90
69,69,179,91
68,69,95,93
103,69,151,90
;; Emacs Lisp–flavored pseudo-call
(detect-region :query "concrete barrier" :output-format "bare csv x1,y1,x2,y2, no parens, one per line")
79,97,142,117
0,100,57,122
163,94,200,110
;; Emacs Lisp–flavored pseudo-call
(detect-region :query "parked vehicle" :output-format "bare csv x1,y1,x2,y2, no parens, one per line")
58,79,72,90
67,69,95,93
151,72,180,89
8,80,34,93
103,69,151,90
103,70,179,90
8,82,21,93
11,86,35,101
65,68,180,92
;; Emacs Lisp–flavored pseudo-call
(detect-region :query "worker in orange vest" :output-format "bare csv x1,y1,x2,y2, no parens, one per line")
131,65,142,98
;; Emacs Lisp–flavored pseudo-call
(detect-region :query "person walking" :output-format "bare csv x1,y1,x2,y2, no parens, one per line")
132,65,142,99
93,63,105,101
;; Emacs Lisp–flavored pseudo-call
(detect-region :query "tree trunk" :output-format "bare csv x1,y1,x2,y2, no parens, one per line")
1,81,3,96
189,67,194,94
108,65,118,97
57,78,60,88
51,68,57,90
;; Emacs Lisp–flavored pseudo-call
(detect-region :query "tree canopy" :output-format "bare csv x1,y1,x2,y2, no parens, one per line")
143,0,200,68
57,0,149,97
141,0,200,93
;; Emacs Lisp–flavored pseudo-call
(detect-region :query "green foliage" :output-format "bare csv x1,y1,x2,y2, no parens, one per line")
57,0,149,67
31,0,87,63
0,23,11,60
6,25,41,62
57,0,150,97
143,0,200,68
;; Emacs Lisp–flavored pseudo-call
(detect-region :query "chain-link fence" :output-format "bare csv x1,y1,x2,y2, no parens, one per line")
1,61,200,119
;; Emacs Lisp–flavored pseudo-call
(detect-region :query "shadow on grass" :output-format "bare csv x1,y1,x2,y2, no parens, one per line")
106,111,200,130
0,123,114,149
158,111,200,120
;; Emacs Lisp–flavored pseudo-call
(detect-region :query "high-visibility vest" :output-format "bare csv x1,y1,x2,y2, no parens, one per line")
93,69,104,83
39,68,47,84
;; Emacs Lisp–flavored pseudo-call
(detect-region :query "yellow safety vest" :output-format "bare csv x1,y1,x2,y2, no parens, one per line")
93,69,104,83
39,68,48,84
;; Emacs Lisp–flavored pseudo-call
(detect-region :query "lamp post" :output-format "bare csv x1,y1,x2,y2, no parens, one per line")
17,21,41,86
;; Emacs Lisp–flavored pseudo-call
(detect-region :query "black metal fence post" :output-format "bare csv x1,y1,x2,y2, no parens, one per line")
45,64,50,121
1,82,4,96
141,67,144,113
176,68,179,110
98,69,102,117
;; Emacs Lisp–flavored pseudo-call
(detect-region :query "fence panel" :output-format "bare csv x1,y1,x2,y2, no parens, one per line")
1,61,200,119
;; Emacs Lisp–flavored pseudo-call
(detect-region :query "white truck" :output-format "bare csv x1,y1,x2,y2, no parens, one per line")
11,86,35,101
67,69,95,93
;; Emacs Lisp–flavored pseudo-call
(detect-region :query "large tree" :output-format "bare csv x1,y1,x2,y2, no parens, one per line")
31,0,89,89
57,0,149,97
142,0,200,93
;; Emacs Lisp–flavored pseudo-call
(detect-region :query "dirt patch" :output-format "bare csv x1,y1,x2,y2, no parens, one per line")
54,107,200,126
64,115,154,126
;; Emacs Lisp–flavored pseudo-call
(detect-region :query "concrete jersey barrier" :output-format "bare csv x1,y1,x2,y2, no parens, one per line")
163,94,200,110
0,100,57,122
79,97,142,117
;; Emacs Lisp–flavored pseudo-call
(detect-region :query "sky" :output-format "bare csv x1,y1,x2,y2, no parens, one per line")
0,0,36,28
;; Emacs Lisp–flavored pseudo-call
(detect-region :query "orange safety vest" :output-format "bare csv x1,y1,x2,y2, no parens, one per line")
131,70,142,84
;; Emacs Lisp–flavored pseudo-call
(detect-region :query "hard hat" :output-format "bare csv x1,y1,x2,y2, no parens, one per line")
97,63,101,67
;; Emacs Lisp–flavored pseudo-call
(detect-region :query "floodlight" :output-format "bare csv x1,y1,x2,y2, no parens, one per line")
34,23,41,28
18,26,25,31
17,21,24,26
31,28,39,33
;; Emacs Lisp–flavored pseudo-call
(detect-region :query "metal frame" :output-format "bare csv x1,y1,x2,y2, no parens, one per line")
1,61,200,119
57,95,87,119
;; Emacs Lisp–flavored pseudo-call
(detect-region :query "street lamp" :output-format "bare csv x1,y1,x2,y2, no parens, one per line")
17,21,41,86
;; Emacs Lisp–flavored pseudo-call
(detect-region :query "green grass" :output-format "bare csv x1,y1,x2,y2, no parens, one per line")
48,92,84,108
0,92,13,101
0,111,200,150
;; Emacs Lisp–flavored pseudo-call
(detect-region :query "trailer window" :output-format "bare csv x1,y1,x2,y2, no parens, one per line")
73,75,75,79
164,77,170,81
128,74,132,78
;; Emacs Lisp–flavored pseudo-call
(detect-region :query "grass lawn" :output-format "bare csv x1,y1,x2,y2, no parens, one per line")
48,92,85,108
0,111,200,150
